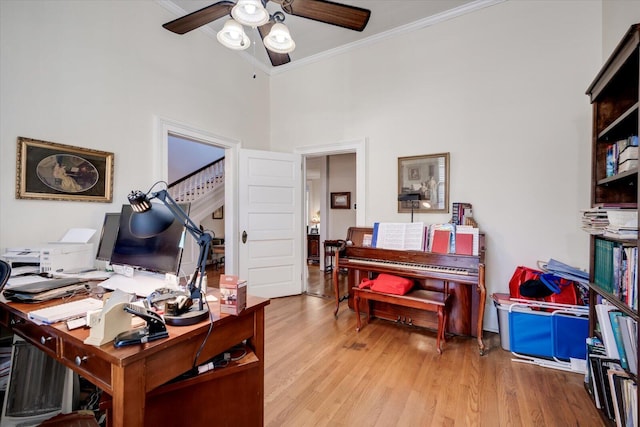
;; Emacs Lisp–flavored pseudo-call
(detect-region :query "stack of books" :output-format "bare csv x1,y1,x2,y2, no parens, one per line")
580,204,638,236
451,202,473,226
606,135,638,177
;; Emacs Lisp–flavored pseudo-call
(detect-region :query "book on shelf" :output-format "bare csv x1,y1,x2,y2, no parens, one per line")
607,368,634,427
588,352,621,419
451,202,473,226
616,315,638,376
585,337,607,408
608,311,628,370
594,239,615,293
595,304,620,360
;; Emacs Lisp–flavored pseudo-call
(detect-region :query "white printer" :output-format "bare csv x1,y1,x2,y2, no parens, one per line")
2,243,94,274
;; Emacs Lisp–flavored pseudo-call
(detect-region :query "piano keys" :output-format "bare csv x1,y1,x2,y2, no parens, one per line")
333,227,486,354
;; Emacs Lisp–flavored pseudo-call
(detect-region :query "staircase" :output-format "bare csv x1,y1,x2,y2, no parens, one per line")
169,158,225,225
168,159,225,275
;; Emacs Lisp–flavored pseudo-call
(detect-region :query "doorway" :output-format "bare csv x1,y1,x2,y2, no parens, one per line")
297,139,367,297
157,116,239,275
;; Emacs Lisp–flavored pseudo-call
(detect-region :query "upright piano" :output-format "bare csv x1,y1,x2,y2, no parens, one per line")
333,227,486,354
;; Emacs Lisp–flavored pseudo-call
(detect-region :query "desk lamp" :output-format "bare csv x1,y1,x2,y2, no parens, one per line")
127,184,212,326
397,192,421,223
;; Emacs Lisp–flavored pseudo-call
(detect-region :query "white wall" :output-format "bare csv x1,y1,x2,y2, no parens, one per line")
0,1,269,252
268,0,605,331
603,0,640,56
327,153,356,240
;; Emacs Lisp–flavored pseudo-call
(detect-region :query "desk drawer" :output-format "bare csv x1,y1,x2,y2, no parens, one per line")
61,339,112,389
10,318,59,357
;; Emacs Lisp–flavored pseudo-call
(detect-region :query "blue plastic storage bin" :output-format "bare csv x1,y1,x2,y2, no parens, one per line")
508,302,588,361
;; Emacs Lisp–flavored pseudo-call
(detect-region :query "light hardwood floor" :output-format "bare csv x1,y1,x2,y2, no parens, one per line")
261,265,603,426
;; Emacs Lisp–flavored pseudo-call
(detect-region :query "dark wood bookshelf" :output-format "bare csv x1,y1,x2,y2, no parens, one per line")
585,23,639,427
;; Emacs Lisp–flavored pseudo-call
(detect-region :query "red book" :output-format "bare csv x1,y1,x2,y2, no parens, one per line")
455,233,473,255
431,229,451,254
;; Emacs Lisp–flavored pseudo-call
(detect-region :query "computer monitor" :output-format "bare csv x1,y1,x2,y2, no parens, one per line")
95,212,120,262
109,203,190,275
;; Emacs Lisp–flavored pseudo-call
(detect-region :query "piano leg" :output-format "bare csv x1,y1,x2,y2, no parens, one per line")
476,263,487,355
333,265,340,317
354,291,362,331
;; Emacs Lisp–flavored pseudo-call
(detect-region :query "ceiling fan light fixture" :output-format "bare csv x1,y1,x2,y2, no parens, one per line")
263,23,295,54
231,0,269,27
217,19,250,50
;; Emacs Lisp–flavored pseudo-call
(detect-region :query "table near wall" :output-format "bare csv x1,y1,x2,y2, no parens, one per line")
0,287,269,427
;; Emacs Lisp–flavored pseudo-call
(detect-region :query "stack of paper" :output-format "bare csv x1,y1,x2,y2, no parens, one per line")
580,208,611,235
604,210,638,239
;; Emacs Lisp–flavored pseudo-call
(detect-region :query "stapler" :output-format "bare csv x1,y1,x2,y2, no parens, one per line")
113,304,168,348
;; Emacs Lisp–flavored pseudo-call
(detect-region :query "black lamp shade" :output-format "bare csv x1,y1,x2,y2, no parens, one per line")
129,203,175,238
397,192,420,202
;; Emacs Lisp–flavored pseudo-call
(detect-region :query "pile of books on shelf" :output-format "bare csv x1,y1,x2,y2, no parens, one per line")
580,204,638,236
451,202,474,226
585,304,638,426
606,135,638,177
594,239,638,310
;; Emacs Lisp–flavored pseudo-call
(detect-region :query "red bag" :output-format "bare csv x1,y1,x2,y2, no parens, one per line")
508,266,579,305
359,274,414,295
509,266,543,298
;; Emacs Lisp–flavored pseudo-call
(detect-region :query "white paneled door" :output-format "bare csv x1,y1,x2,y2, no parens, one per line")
238,149,302,298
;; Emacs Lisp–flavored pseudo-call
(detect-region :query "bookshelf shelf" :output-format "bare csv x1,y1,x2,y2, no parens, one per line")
585,23,639,426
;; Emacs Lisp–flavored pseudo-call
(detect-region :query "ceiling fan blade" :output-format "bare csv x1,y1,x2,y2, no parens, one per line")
258,23,291,67
275,0,371,32
163,1,234,34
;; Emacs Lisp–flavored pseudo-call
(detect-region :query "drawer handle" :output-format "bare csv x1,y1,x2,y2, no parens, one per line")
40,336,53,345
75,355,88,366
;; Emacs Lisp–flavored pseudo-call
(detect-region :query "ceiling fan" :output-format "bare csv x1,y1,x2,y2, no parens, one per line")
162,0,371,67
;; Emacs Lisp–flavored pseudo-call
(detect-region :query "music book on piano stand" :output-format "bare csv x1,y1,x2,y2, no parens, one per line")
455,233,473,255
455,226,479,256
431,229,451,254
372,222,424,251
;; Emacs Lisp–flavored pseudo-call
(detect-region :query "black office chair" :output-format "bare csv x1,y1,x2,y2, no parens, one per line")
0,260,10,293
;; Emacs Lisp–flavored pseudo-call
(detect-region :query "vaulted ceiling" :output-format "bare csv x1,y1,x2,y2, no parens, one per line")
158,0,496,73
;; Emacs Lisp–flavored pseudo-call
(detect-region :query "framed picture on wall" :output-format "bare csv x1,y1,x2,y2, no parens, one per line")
398,153,449,213
212,206,224,219
331,192,351,209
15,136,114,202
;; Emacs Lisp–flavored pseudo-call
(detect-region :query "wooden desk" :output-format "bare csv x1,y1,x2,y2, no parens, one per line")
0,291,269,427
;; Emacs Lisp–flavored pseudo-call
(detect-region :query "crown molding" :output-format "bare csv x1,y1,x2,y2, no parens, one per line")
157,0,505,76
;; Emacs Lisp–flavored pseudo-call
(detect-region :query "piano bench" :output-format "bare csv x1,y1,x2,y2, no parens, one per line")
353,288,451,354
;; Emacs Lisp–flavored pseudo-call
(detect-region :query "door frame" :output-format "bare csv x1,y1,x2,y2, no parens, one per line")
156,116,240,274
295,138,367,289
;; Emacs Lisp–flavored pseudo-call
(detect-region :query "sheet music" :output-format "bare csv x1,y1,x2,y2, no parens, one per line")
374,222,424,251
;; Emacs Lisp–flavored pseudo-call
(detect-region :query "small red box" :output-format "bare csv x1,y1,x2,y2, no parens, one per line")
219,274,247,315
